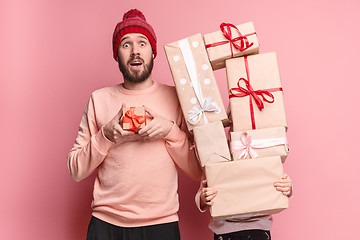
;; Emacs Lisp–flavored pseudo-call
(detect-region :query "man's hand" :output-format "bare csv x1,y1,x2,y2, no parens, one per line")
200,180,217,210
274,173,293,197
138,106,174,139
103,104,141,143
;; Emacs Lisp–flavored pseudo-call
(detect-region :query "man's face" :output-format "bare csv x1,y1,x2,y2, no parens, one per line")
117,33,154,83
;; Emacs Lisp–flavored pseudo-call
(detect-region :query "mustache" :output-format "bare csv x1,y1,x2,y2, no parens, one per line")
127,56,144,64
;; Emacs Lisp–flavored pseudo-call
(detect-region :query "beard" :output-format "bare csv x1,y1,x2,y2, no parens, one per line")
118,55,154,83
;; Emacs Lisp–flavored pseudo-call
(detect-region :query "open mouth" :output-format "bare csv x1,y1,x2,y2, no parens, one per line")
130,61,142,66
129,58,143,70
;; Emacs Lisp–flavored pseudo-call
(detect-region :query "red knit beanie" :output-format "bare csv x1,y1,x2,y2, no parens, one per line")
112,9,157,61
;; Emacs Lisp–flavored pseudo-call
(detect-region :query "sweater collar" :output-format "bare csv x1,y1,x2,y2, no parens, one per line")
117,81,158,95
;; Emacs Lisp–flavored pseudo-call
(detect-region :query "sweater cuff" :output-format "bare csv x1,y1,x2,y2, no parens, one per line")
93,127,115,155
195,189,207,213
164,122,184,142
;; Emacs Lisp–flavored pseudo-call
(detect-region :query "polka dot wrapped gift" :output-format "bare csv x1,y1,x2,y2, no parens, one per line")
164,33,230,131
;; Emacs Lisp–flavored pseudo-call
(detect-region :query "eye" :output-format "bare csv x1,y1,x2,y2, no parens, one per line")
123,43,130,48
140,42,146,47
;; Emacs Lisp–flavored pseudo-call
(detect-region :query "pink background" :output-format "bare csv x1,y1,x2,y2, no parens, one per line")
1,0,359,239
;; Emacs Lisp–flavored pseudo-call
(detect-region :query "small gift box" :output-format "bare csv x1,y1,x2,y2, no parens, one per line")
204,22,259,70
164,33,229,131
226,52,287,131
122,106,146,133
205,156,288,221
193,121,231,167
230,127,289,163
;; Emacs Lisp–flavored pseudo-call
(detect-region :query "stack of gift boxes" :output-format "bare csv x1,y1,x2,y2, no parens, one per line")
164,22,289,221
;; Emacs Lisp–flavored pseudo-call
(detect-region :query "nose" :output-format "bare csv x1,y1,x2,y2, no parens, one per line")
131,44,140,56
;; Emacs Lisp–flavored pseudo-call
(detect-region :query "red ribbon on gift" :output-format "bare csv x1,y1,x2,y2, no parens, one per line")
205,23,256,57
123,107,146,133
229,56,283,129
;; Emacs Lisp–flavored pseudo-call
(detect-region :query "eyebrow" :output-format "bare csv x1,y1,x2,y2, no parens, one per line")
120,36,129,45
138,35,148,41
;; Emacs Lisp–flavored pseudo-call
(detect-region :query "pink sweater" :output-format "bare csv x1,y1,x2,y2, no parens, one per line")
68,81,202,227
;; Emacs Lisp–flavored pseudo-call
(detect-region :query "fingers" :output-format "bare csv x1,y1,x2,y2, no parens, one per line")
147,128,162,138
138,118,173,140
274,174,292,197
274,180,291,189
113,121,134,136
274,173,291,185
117,103,126,119
111,123,144,143
143,105,155,119
200,180,217,207
203,188,217,199
202,180,207,188
282,189,292,197
275,186,292,196
119,126,136,136
137,107,154,136
274,181,290,188
139,107,159,136
202,187,217,206
138,123,157,137
274,184,292,196
274,183,290,191
122,105,172,140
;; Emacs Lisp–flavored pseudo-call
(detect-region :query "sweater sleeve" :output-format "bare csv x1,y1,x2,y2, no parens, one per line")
164,110,202,181
67,95,115,182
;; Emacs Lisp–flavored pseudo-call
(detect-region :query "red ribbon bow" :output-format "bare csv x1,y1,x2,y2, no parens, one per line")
220,23,254,51
229,78,275,110
229,56,283,129
124,108,146,133
206,23,256,57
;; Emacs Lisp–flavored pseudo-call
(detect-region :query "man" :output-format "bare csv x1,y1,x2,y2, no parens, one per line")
67,9,202,240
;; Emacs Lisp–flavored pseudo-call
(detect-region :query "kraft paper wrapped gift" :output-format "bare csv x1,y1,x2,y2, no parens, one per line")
205,156,288,221
230,127,289,163
122,106,146,133
226,52,287,131
164,34,229,131
204,22,259,70
193,121,231,167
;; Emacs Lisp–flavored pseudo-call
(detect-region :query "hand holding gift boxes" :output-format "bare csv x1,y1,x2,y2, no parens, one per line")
204,50,290,220
203,49,290,220
164,34,230,131
205,156,289,221
122,106,146,133
164,22,291,222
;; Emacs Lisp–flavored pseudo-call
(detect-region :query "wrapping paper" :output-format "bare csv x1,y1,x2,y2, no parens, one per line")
226,52,287,131
122,106,146,133
193,121,231,167
204,22,259,70
205,156,288,221
230,127,289,162
164,34,229,131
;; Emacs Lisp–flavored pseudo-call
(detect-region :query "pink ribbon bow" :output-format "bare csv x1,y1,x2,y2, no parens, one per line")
231,132,259,159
